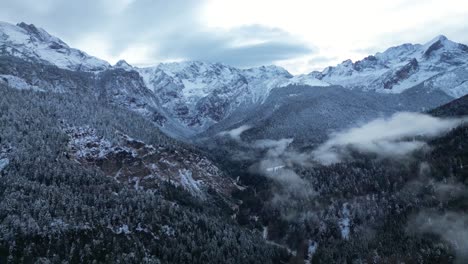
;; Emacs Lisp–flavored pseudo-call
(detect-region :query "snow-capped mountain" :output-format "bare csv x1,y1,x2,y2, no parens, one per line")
139,61,251,130
0,22,109,71
138,61,325,131
311,35,468,97
1,21,467,139
0,21,329,134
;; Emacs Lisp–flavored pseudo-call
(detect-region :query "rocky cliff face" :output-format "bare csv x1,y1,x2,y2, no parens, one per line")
309,35,468,96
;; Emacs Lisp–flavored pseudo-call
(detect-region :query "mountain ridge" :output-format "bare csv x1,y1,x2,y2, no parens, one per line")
1,21,467,138
309,34,468,96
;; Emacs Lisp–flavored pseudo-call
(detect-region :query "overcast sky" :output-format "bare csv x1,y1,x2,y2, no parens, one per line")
1,0,467,74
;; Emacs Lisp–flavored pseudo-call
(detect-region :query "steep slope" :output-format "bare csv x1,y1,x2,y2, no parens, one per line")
0,55,173,128
201,84,453,145
0,22,109,71
310,35,468,97
0,22,170,129
430,93,468,117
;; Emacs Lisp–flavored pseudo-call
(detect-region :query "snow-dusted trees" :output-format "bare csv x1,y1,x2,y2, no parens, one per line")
0,85,289,263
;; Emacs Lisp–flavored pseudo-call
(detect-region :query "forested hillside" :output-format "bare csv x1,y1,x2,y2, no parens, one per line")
0,84,289,263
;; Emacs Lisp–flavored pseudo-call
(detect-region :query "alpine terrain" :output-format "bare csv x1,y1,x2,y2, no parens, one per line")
0,20,467,264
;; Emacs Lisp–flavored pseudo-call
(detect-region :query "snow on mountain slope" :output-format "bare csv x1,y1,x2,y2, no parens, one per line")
114,59,134,71
285,73,331,87
312,35,468,97
2,21,464,138
0,21,326,135
138,61,250,131
0,22,109,71
137,62,328,131
241,65,295,101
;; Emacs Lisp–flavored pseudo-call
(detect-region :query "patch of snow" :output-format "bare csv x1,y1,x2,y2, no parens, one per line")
66,127,113,159
116,224,131,235
160,158,177,167
339,204,351,240
50,219,68,230
262,226,268,239
0,158,9,172
181,79,210,98
305,240,318,264
266,165,285,172
286,75,331,87
179,169,203,196
161,225,175,237
132,177,141,190
0,75,44,91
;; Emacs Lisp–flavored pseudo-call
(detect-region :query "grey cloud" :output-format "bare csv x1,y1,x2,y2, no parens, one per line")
156,26,314,67
0,0,313,67
0,0,198,40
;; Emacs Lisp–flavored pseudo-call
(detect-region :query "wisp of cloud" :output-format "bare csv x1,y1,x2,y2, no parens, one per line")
218,125,252,142
409,211,468,263
312,112,468,165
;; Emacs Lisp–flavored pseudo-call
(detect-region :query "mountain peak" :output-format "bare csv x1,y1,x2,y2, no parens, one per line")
0,21,110,71
17,22,37,31
15,22,66,45
17,22,37,30
114,60,133,70
422,34,459,58
427,34,448,44
243,65,293,78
